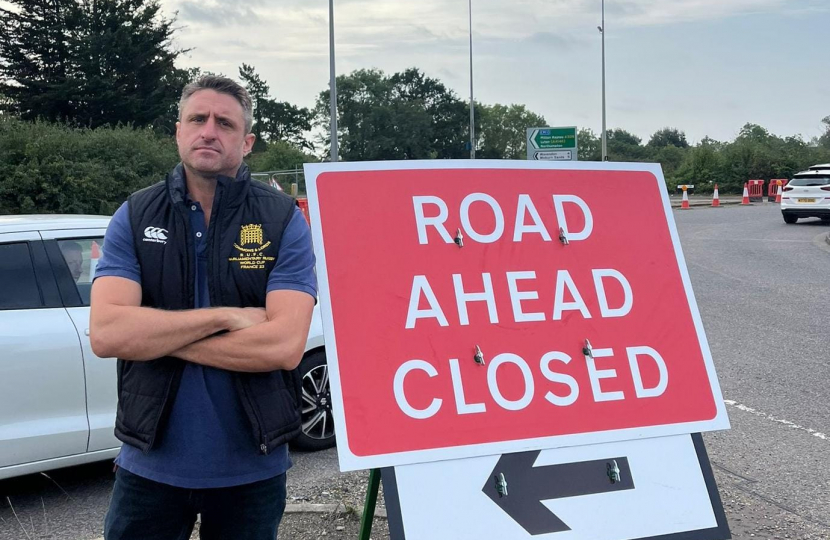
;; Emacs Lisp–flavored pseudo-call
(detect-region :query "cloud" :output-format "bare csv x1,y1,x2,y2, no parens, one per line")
164,0,794,53
177,1,262,27
157,0,825,145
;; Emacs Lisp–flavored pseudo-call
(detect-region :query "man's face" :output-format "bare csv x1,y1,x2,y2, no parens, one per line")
176,89,255,179
63,249,83,281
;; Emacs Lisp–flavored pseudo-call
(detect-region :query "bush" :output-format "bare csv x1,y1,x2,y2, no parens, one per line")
0,117,179,215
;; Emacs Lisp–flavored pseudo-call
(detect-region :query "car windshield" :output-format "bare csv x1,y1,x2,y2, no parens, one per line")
789,176,830,187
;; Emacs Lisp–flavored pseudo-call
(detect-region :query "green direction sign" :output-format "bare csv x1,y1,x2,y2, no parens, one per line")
527,127,578,160
530,128,576,149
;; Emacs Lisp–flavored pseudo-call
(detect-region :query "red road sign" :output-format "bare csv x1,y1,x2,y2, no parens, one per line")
306,161,728,471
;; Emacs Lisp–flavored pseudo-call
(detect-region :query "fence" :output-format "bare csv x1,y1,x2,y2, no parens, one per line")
250,168,307,195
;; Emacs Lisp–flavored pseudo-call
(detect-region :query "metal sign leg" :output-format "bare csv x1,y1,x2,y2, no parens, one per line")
358,468,381,540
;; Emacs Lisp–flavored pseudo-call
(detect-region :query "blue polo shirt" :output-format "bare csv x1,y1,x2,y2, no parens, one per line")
95,199,317,489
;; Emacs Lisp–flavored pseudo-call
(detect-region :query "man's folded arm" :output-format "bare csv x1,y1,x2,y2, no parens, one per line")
90,276,265,361
172,289,315,372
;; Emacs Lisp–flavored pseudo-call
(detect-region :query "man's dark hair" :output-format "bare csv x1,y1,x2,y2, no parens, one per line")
179,75,254,133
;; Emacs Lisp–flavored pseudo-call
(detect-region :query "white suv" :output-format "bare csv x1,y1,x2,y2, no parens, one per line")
780,170,830,224
0,215,331,481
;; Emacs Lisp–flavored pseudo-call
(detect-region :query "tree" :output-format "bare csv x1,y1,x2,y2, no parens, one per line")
315,68,470,161
477,104,545,159
673,144,724,191
239,63,313,151
0,0,188,129
647,127,689,148
257,100,313,151
652,145,687,177
607,129,646,161
389,68,470,159
238,63,270,151
819,115,830,149
153,66,202,135
577,128,601,161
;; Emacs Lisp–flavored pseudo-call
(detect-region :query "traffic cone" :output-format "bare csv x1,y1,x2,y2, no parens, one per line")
775,181,783,204
681,186,690,209
90,240,101,278
741,183,750,205
712,184,720,207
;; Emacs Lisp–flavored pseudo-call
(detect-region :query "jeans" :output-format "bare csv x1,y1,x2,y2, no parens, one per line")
104,467,287,540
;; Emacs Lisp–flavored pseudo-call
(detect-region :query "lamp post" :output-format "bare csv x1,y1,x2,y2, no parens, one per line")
329,0,339,162
468,0,475,159
598,0,607,161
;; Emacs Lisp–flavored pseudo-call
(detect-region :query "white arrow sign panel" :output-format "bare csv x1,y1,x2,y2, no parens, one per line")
383,434,728,540
534,150,573,161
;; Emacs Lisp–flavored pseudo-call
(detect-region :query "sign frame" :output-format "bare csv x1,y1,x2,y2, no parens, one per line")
305,160,729,472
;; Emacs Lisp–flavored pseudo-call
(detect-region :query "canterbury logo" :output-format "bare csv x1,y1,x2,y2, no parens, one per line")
143,226,168,244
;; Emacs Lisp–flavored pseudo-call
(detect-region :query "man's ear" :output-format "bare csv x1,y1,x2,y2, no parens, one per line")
244,133,256,156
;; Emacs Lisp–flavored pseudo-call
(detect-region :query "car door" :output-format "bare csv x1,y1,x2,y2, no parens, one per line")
0,233,89,468
42,229,119,453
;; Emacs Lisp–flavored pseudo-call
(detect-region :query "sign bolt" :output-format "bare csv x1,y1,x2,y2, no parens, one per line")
474,345,485,366
495,472,508,498
454,228,464,248
582,339,593,359
558,227,569,245
607,460,621,484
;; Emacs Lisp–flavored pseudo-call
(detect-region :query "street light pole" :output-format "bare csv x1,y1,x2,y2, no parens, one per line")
468,0,475,159
329,0,339,162
600,0,607,161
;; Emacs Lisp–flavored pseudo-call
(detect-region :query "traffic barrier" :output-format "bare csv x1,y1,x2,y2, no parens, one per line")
747,180,764,202
681,186,690,209
767,178,789,202
768,179,786,202
712,184,720,207
741,183,750,205
296,198,311,224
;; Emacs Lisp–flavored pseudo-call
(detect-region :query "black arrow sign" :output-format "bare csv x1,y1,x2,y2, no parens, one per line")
482,451,635,536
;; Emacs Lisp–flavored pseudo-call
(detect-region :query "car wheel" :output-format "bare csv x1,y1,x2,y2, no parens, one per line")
782,213,798,224
293,350,336,451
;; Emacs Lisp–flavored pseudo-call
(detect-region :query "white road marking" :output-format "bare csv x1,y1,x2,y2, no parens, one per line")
724,400,828,441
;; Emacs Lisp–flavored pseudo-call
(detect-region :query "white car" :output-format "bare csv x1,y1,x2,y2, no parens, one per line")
780,170,830,224
0,215,332,481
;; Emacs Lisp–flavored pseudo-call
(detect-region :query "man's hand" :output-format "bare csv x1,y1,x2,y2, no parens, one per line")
226,308,268,332
173,290,315,372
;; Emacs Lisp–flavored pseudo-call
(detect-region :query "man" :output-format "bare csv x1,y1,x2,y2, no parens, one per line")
90,75,316,540
60,241,84,281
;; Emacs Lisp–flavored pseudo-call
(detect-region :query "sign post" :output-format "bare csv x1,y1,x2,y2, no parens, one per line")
527,127,578,161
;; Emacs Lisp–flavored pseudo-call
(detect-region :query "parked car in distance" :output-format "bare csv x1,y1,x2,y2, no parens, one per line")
807,163,830,171
0,214,332,481
780,171,830,224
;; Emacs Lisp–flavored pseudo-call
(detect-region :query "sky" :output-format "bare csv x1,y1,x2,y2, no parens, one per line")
159,0,830,145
